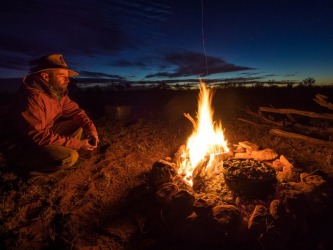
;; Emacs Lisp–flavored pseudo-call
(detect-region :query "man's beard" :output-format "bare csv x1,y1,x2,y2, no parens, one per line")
49,83,68,99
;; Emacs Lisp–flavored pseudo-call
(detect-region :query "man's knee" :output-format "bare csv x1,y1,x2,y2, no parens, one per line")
61,150,79,168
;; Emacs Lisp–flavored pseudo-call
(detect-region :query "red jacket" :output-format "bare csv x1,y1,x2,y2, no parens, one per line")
2,76,97,150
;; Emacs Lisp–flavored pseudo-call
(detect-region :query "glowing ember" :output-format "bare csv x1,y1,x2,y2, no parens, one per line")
178,81,229,186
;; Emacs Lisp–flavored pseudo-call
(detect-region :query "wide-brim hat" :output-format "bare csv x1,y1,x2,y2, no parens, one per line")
28,54,79,77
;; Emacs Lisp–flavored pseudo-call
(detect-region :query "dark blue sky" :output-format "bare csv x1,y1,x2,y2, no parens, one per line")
1,0,333,85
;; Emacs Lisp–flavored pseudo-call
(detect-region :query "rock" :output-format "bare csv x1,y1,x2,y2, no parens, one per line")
165,156,172,162
238,141,260,153
279,189,306,214
158,159,178,173
248,205,272,239
300,173,325,187
269,199,285,219
170,190,195,218
260,213,292,250
150,161,175,188
271,159,285,171
289,174,326,194
234,152,252,159
234,144,246,153
155,182,179,207
289,182,316,193
251,148,278,161
276,170,294,183
279,155,293,169
211,204,243,234
193,198,212,218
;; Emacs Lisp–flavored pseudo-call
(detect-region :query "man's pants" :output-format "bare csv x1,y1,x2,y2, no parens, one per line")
3,119,82,174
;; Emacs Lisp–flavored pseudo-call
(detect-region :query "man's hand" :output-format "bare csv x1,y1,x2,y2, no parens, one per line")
81,138,98,151
87,131,99,145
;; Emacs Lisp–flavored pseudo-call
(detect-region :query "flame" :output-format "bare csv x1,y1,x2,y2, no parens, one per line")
178,81,229,185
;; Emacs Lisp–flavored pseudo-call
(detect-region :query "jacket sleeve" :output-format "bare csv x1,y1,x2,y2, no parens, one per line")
21,94,83,150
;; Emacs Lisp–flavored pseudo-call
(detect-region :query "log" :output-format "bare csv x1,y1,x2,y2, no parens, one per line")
269,129,333,146
237,118,271,128
313,94,333,111
192,158,209,192
241,108,288,126
259,107,333,120
238,118,333,136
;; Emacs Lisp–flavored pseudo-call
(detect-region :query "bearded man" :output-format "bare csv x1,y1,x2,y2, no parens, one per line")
0,54,99,182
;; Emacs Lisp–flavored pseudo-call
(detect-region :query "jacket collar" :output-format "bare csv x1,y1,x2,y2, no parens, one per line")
23,75,67,100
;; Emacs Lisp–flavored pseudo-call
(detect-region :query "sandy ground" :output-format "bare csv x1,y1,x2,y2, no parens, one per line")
1,87,333,249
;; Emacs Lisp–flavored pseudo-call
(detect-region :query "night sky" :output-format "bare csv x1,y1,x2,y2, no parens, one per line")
1,0,333,87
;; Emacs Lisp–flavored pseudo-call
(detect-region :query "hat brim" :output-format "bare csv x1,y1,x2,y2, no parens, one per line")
28,68,79,77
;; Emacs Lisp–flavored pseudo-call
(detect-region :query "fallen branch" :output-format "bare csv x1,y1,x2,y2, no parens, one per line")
313,94,333,111
241,107,288,126
259,107,333,120
184,113,197,130
237,118,272,128
239,110,333,136
269,129,333,146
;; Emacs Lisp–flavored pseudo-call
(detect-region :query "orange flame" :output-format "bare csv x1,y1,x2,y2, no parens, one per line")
178,81,229,186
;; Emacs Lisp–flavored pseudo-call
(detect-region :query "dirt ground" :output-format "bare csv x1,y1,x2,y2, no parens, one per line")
1,87,333,249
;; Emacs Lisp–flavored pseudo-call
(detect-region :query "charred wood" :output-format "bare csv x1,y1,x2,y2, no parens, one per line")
192,157,209,192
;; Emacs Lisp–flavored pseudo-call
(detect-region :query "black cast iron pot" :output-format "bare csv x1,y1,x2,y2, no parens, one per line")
222,159,277,199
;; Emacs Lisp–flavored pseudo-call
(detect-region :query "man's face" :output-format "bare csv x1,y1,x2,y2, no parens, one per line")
46,69,70,93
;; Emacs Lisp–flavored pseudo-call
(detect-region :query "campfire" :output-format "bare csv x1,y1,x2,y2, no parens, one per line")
175,81,277,198
177,81,229,186
148,82,331,248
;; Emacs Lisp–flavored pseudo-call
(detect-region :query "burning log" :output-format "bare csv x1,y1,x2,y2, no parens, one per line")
192,157,209,192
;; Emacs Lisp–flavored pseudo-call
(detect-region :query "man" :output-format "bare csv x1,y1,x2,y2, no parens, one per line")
0,54,99,181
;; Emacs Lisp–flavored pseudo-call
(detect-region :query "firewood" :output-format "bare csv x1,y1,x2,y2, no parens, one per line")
238,117,333,138
251,148,278,161
269,129,333,146
259,107,333,120
183,112,197,129
237,118,272,128
313,94,333,111
241,108,287,126
192,158,209,192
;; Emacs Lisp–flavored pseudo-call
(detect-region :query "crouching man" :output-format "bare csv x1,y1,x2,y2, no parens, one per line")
0,54,99,182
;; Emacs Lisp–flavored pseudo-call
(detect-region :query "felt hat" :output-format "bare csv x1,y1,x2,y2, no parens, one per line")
28,54,79,77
